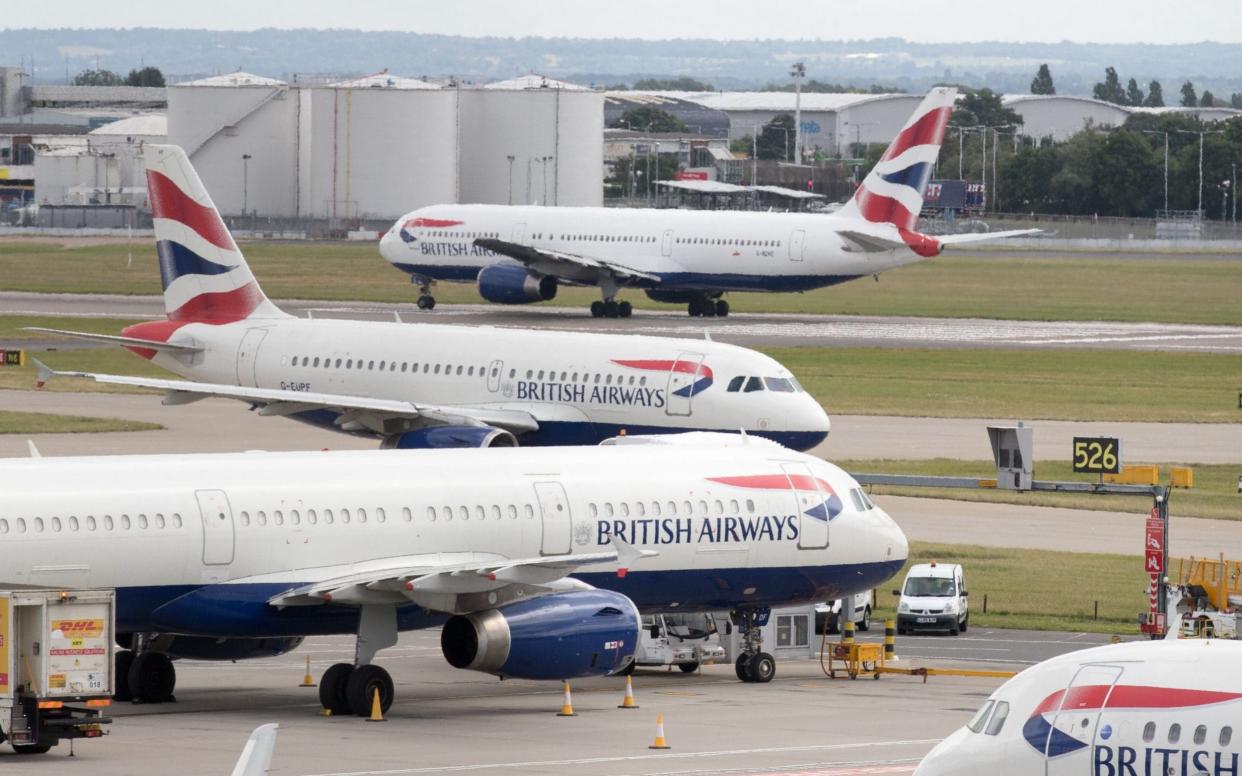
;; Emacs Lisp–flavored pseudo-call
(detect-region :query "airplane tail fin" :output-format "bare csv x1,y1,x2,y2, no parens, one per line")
144,144,285,323
836,87,957,232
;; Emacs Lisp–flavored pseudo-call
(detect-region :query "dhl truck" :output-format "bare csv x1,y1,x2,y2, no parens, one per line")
0,589,114,754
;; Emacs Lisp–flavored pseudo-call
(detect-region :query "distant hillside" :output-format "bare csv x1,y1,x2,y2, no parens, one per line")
4,28,1241,96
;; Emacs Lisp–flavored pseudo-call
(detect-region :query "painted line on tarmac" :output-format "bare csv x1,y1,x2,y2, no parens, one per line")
299,739,942,776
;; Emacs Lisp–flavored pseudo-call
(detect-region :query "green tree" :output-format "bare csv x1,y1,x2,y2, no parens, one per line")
949,88,1022,128
1125,78,1144,106
1089,131,1161,216
1092,67,1127,104
1232,93,1242,109
73,69,123,86
606,153,680,197
1199,90,1216,107
1180,81,1198,107
1143,81,1165,107
125,66,165,87
632,76,713,91
757,113,796,160
1030,64,1055,95
609,106,689,133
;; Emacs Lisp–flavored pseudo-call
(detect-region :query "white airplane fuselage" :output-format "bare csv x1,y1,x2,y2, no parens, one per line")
0,442,907,638
915,639,1242,776
133,314,830,449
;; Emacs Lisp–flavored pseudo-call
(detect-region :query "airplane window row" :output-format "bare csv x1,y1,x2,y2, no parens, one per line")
519,368,648,387
0,513,184,535
726,376,801,393
538,233,657,244
676,237,781,248
290,356,496,379
410,231,499,240
588,498,755,519
1142,721,1231,747
232,503,540,528
966,699,1010,736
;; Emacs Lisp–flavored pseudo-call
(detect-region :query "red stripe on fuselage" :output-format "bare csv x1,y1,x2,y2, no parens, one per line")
404,217,463,229
147,170,236,252
709,474,833,493
1031,685,1242,717
613,359,714,379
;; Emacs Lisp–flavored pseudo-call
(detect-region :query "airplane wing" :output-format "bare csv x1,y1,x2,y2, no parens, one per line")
23,326,204,354
474,238,661,286
265,538,657,615
32,360,539,437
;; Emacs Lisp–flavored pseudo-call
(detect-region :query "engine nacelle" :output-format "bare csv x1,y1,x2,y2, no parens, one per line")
440,590,639,680
118,635,305,661
382,425,517,449
477,264,557,305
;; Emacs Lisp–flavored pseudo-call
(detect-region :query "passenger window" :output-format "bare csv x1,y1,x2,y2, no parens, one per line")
135,514,146,530
730,499,739,513
379,361,386,371
475,505,485,521
52,516,63,532
273,511,283,526
16,517,26,533
369,361,376,370
966,700,995,733
442,505,453,522
458,506,469,521
173,514,182,528
634,501,645,517
620,502,630,517
744,376,764,392
698,500,708,515
290,509,301,526
727,376,744,392
491,505,501,520
0,519,7,534
589,503,598,518
604,503,614,518
338,509,349,525
1142,722,1157,742
426,507,437,522
1194,725,1207,745
651,501,661,517
69,516,80,531
1222,727,1233,746
667,501,676,516
1168,723,1181,744
984,702,1009,735
346,359,353,369
507,505,518,520
118,515,129,531
87,515,97,531
524,504,534,519
358,508,367,524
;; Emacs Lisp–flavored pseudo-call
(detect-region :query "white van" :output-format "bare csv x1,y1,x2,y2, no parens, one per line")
894,562,968,635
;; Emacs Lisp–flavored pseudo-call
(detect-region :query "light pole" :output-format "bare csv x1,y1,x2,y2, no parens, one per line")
1176,129,1225,218
1222,179,1231,222
506,155,515,205
241,153,252,216
790,62,805,164
525,157,532,205
651,143,660,204
539,155,552,205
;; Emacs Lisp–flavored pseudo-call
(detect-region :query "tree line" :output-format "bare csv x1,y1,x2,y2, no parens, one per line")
72,67,166,87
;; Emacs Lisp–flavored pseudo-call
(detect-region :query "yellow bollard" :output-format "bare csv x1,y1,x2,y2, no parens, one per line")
557,680,577,716
843,618,855,645
366,687,386,722
618,675,639,709
300,655,317,687
648,713,671,749
884,619,896,662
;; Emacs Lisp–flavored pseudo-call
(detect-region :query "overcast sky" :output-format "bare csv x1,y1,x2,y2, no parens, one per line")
9,0,1242,43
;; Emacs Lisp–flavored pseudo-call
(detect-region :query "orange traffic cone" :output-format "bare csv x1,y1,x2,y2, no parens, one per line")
649,713,671,749
366,687,386,722
556,680,577,716
299,655,316,687
617,675,639,709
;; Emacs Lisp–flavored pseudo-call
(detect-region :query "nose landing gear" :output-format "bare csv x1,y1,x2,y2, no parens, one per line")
731,608,775,683
412,275,436,310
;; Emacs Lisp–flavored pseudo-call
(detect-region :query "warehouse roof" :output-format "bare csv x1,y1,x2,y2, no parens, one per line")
484,74,590,91
89,114,167,136
329,72,441,90
179,72,286,87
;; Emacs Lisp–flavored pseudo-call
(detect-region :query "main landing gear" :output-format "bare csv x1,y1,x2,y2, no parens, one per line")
732,608,775,683
113,636,177,704
590,298,633,319
413,274,436,310
688,296,729,318
318,605,399,717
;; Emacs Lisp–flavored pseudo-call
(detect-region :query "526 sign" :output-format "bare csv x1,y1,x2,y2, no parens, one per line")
1072,436,1122,474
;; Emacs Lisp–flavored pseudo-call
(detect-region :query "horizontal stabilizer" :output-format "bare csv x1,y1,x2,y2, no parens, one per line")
23,327,203,353
936,228,1042,246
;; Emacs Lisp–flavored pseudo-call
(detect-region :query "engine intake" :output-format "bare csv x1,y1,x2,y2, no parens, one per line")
477,264,557,305
441,590,639,680
382,425,517,449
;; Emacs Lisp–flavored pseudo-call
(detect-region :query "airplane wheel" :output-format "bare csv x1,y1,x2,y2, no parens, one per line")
678,661,699,673
715,300,729,317
113,650,134,702
618,301,633,318
417,294,436,310
700,300,717,317
128,651,176,703
688,300,702,317
735,654,752,682
603,300,620,318
748,652,776,683
318,663,355,716
590,301,605,318
858,606,872,632
345,665,394,717
960,615,968,633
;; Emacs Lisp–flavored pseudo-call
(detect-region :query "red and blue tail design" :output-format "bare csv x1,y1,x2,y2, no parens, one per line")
144,145,284,324
838,87,956,237
612,359,714,398
707,474,844,523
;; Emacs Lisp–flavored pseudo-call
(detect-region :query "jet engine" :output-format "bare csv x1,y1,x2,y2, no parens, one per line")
440,590,639,680
116,634,305,661
382,425,517,449
477,264,557,304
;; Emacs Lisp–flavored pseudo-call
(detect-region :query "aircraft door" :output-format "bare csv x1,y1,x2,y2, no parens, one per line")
1043,663,1124,775
235,328,268,387
512,222,527,243
782,462,829,549
487,359,503,392
664,352,706,417
661,229,674,256
534,481,572,555
195,489,236,566
788,229,806,261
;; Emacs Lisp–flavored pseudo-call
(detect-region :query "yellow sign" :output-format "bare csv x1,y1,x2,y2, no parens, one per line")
0,350,24,367
0,594,9,695
0,168,9,180
52,619,105,639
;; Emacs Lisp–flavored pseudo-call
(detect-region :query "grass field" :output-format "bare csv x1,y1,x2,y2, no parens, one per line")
841,458,1242,521
4,318,1240,422
870,541,1145,634
3,238,1242,324
0,410,160,434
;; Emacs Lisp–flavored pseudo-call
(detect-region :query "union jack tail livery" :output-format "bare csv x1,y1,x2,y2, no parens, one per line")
838,87,956,233
145,145,286,323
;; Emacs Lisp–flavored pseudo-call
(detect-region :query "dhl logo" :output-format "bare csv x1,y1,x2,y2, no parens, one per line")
53,619,104,638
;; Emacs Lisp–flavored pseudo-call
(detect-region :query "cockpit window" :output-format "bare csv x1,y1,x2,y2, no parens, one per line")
904,577,957,597
849,489,866,511
984,701,1009,735
966,700,995,733
743,377,764,393
857,489,876,510
727,376,745,392
764,377,796,392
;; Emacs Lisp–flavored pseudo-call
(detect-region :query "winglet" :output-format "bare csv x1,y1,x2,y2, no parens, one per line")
610,534,658,578
230,723,279,776
32,357,56,389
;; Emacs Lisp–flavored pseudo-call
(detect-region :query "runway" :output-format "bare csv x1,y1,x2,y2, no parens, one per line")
7,291,1242,353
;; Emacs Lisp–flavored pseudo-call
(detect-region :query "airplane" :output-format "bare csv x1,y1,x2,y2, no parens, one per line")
379,87,1038,318
0,433,909,716
914,636,1242,775
28,145,831,452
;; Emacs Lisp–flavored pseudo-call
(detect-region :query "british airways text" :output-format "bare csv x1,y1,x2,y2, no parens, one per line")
1095,745,1238,776
518,380,666,408
597,515,799,546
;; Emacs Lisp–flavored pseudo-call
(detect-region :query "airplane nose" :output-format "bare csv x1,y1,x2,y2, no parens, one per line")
912,729,968,776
